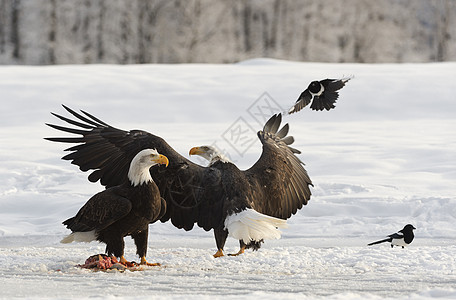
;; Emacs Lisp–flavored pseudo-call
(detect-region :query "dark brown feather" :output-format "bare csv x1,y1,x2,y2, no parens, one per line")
48,108,313,254
63,180,164,258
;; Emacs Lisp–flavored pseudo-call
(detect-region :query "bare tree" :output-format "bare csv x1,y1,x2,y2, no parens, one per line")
11,0,21,60
0,0,455,64
436,0,451,61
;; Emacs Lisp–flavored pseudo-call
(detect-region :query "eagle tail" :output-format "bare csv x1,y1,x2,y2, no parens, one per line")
60,230,97,244
367,238,391,246
224,208,288,244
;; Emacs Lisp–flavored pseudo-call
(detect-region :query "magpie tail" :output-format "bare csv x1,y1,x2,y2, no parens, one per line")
367,238,392,246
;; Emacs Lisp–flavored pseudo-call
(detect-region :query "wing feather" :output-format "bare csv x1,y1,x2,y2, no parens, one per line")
288,90,312,114
244,114,313,219
281,136,294,145
388,232,404,239
63,187,132,232
45,123,88,136
50,112,94,129
276,123,289,139
47,106,225,232
80,109,112,127
61,104,105,127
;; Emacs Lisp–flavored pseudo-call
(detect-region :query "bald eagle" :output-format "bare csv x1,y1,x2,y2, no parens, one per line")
46,105,313,257
188,145,288,255
60,148,169,266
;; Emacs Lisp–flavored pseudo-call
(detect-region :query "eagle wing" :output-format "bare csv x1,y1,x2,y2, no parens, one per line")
46,105,186,188
243,114,313,219
46,105,224,232
63,186,132,232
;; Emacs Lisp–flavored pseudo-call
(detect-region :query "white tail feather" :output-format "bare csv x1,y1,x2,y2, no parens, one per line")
224,208,288,244
60,231,96,244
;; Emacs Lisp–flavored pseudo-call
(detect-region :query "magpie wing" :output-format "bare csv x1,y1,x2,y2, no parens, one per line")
288,89,312,114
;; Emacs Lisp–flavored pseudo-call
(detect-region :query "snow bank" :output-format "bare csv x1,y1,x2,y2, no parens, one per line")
0,59,455,298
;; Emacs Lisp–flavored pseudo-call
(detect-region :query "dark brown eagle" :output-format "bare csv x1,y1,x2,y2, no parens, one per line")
60,148,169,266
47,105,313,257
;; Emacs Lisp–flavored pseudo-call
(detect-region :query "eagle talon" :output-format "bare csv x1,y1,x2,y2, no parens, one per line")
213,249,224,258
143,262,161,266
119,256,136,267
140,256,161,266
228,246,245,256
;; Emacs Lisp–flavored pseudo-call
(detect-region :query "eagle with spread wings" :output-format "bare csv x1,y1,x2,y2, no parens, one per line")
47,106,313,257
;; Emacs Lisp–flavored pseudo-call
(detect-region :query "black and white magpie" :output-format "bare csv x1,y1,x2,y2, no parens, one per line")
367,224,416,248
288,77,351,114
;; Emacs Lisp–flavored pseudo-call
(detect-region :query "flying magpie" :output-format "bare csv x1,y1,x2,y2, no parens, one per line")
368,224,416,248
288,77,351,114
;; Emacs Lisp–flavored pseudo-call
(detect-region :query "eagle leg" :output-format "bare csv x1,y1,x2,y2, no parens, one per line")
119,255,136,267
213,227,228,258
213,249,225,258
140,256,161,266
228,240,246,256
228,245,246,256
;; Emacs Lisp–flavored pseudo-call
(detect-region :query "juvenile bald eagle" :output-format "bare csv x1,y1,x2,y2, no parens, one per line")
47,106,313,257
60,149,169,266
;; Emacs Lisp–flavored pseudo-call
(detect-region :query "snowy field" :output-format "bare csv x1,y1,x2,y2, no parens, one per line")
0,59,455,299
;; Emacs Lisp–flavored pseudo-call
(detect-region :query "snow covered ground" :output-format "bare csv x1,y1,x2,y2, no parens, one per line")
0,59,455,299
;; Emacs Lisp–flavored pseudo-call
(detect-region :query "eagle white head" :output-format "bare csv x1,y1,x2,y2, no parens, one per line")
128,149,169,187
189,145,231,166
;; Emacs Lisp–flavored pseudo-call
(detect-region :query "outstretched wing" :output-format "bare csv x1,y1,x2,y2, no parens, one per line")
63,187,132,232
46,105,224,232
244,114,313,219
310,77,351,111
288,89,312,114
46,105,189,188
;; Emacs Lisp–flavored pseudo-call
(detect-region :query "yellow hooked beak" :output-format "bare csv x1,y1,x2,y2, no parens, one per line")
189,147,204,156
153,154,169,167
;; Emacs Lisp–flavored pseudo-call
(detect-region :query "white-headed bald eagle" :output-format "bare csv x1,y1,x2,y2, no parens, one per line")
61,148,169,266
46,105,313,257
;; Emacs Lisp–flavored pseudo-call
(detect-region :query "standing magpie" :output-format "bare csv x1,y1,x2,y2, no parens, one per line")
288,77,351,114
367,224,416,248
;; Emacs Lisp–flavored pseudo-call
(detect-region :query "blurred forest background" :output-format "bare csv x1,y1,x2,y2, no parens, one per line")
0,0,455,65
